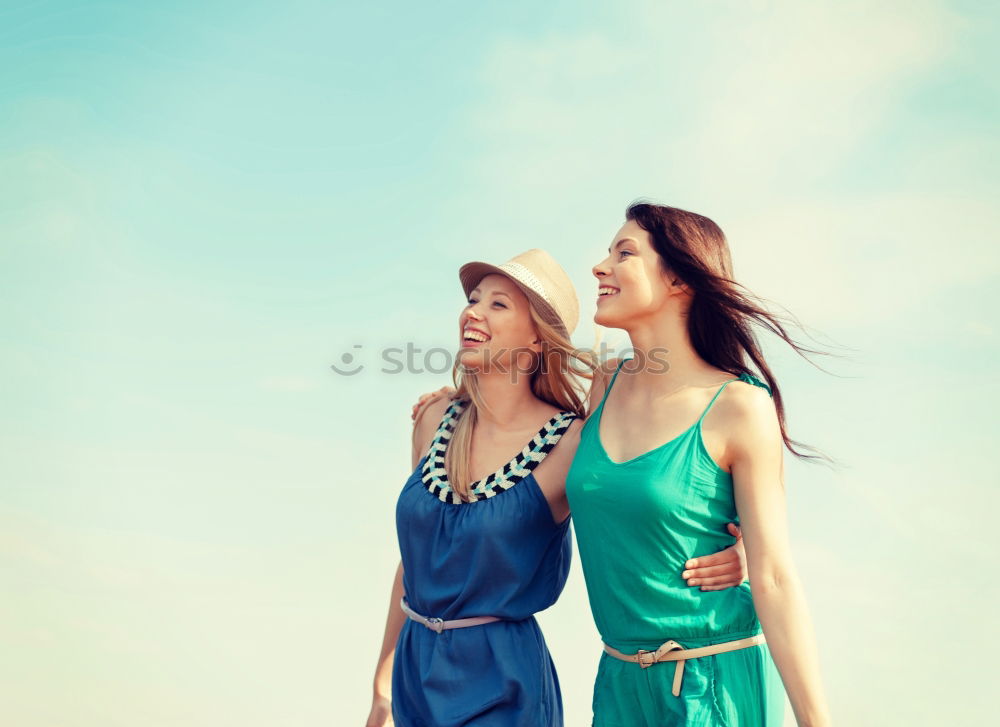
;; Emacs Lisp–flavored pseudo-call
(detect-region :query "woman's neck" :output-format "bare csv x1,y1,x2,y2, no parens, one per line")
470,373,546,430
622,310,712,394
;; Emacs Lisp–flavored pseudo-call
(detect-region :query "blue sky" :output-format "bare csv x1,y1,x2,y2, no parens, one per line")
2,1,998,725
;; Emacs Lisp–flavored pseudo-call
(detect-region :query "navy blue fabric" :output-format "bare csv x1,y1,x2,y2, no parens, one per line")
391,454,572,726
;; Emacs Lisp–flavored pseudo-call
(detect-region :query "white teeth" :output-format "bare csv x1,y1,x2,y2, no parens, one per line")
598,287,619,296
464,330,489,342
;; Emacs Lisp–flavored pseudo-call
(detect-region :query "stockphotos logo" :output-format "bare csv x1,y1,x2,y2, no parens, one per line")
329,343,672,378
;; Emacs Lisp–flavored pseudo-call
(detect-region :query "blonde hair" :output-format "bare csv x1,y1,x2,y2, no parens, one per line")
444,303,597,502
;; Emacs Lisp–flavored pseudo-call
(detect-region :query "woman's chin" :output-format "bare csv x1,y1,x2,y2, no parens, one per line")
457,347,488,370
594,309,626,329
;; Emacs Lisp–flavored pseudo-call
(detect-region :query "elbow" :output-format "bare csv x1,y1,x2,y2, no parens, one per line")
751,572,786,597
749,564,797,599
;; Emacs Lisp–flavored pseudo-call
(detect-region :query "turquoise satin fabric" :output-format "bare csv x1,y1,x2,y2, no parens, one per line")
566,359,785,725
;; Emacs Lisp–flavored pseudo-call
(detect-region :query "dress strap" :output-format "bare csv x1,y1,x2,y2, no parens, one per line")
420,399,464,464
737,371,773,397
695,379,738,426
435,399,465,440
595,358,629,413
695,371,773,426
421,402,577,504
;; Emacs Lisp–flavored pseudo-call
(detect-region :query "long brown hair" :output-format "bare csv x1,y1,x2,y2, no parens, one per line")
445,301,596,501
626,201,838,464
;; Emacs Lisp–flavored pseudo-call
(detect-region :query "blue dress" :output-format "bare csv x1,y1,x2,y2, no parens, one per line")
392,399,577,727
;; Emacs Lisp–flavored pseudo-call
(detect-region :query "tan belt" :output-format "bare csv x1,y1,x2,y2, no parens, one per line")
399,598,502,634
603,634,765,697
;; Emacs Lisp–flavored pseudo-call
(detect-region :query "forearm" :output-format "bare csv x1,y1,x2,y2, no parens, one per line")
751,569,831,727
372,561,407,699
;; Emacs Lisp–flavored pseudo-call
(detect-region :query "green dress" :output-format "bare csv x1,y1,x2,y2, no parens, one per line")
565,359,785,726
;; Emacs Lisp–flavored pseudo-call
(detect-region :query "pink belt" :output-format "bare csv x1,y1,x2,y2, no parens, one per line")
603,634,766,696
399,598,502,634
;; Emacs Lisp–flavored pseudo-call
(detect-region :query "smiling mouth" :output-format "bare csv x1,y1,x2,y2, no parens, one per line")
597,287,620,299
462,329,491,345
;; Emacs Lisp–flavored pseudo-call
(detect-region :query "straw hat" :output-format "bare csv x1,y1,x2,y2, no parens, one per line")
459,249,580,339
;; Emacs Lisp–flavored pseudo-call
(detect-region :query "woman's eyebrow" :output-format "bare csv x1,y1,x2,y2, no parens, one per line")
469,288,513,300
608,237,637,253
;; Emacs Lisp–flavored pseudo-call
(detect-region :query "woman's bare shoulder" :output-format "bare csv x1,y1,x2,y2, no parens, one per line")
715,378,780,447
556,415,584,446
411,394,456,463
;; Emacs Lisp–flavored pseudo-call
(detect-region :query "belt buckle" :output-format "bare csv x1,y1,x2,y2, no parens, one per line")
635,649,656,669
425,617,445,634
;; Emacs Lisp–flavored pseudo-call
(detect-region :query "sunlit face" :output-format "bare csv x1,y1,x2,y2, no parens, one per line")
591,219,680,329
458,274,540,373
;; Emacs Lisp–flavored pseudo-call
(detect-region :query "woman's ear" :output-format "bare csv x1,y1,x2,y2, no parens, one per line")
659,265,691,297
671,278,692,296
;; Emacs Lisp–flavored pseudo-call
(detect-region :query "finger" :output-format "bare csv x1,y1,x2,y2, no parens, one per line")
687,574,743,587
411,395,434,420
684,550,735,569
423,389,451,405
414,401,433,421
681,563,737,580
727,522,743,539
411,391,448,421
699,583,741,591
